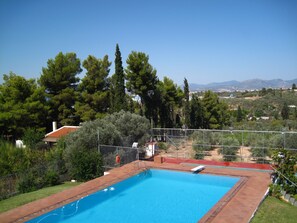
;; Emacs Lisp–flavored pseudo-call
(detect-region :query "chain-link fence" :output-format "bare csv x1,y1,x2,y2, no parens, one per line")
0,145,139,200
1,162,56,200
152,128,297,163
99,145,139,170
0,174,19,200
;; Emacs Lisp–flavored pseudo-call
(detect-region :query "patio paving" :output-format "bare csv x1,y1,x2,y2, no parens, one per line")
0,159,271,223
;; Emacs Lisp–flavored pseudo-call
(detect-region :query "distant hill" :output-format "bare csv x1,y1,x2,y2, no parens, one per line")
189,78,297,92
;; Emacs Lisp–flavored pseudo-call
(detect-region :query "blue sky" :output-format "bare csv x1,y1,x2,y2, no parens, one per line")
0,0,296,85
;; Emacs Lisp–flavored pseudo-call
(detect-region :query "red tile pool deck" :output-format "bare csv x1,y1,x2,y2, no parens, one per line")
0,160,272,223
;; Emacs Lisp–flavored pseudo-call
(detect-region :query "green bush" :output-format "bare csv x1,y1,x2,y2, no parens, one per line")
193,144,206,159
191,131,226,160
158,142,168,152
283,184,297,195
22,128,45,150
45,145,67,177
63,111,150,182
103,111,150,146
194,151,205,159
219,136,240,161
17,167,61,194
191,131,216,147
44,170,60,186
0,140,28,175
269,184,282,198
17,173,37,193
65,149,103,181
271,149,297,195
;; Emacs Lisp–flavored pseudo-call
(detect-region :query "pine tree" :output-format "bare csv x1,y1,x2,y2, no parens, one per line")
39,52,82,126
202,90,229,129
75,55,111,121
0,73,49,138
113,44,127,112
126,51,158,120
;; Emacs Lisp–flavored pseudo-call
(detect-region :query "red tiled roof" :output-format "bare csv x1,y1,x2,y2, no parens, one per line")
44,126,80,142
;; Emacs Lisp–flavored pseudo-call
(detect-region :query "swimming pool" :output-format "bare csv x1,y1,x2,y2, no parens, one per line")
27,169,239,223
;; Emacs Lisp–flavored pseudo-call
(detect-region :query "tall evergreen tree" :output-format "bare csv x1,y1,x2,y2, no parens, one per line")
202,90,229,129
75,55,111,121
125,51,159,120
157,77,177,128
236,105,243,122
112,44,127,112
40,52,82,126
184,78,190,128
281,102,289,120
189,94,204,129
0,73,49,138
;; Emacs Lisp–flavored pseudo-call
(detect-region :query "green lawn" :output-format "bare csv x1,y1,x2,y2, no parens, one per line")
0,182,81,213
251,196,297,223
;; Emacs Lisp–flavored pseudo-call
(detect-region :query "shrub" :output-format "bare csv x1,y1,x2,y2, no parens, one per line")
45,144,67,177
44,170,60,186
191,131,215,147
193,144,206,160
191,131,224,160
63,111,150,182
17,172,37,193
17,165,61,193
269,184,282,198
22,128,45,150
65,149,103,181
103,110,150,146
0,140,28,175
219,136,240,161
283,184,297,195
158,142,168,152
271,149,297,195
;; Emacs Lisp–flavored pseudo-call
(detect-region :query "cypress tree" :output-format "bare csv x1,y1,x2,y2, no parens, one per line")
113,44,127,112
236,105,243,122
281,102,289,120
184,78,190,128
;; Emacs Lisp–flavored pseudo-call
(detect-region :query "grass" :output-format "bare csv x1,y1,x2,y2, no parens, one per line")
251,196,297,223
0,182,81,213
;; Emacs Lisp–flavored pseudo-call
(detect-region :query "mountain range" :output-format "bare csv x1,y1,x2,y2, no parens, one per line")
189,78,297,92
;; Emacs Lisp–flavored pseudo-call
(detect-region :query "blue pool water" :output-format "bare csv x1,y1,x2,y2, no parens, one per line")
27,169,239,223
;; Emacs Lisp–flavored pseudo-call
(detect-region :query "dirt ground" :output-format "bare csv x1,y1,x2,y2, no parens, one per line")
159,140,262,163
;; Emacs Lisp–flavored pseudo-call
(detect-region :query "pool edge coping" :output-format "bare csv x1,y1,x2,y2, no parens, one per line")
199,176,248,222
